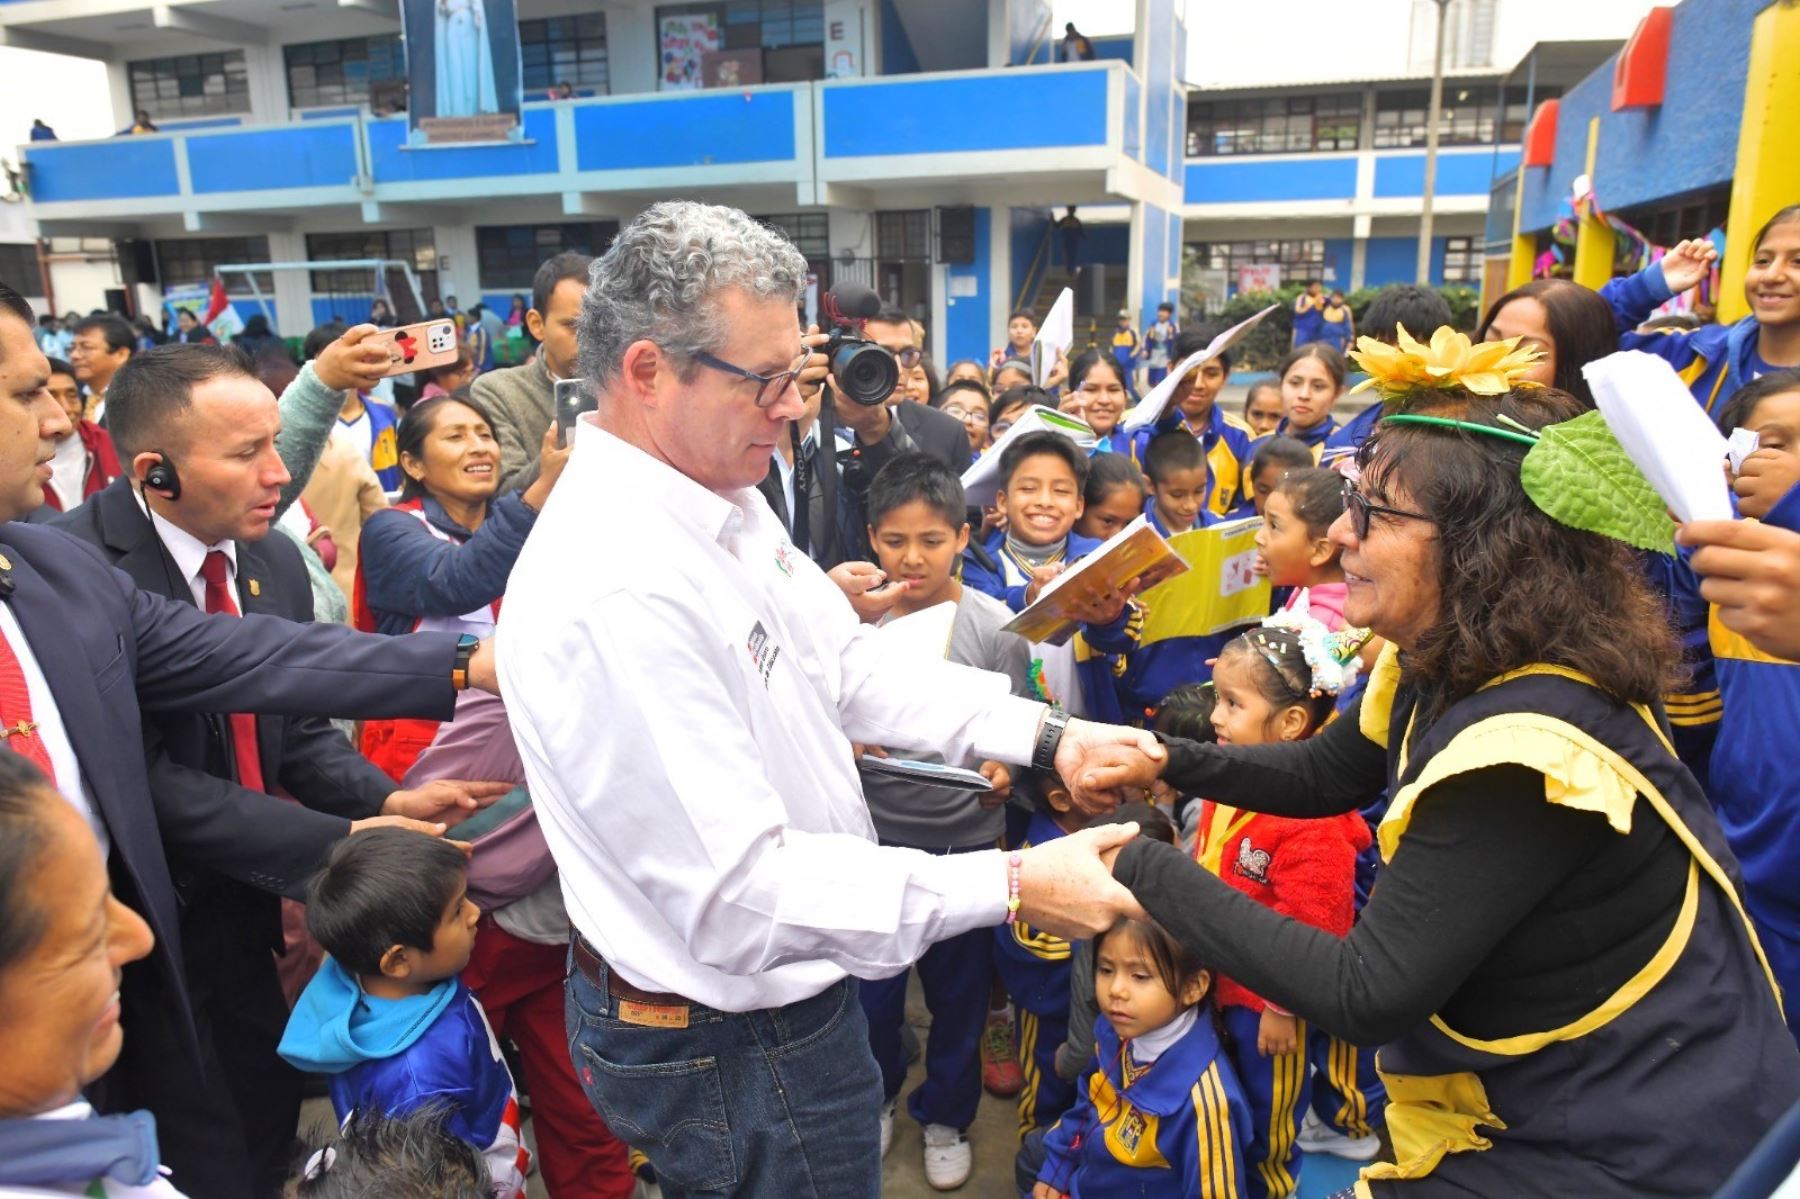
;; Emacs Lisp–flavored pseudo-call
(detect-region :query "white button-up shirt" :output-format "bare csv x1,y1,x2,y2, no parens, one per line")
498,418,1045,1012
147,506,237,610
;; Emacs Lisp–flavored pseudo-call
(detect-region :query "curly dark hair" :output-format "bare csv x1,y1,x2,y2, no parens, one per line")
1357,386,1679,724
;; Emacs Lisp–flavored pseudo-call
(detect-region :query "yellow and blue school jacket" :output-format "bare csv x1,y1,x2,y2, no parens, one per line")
1292,294,1325,346
1111,326,1141,375
1038,1011,1251,1199
1662,486,1800,1001
995,808,1074,1016
962,530,1137,720
341,397,402,492
1125,405,1256,518
1317,303,1353,352
1251,416,1339,465
1114,504,1245,714
1322,402,1380,464
1605,261,1770,418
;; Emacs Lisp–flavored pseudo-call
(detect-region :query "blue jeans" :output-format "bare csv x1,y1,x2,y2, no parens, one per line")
565,954,884,1198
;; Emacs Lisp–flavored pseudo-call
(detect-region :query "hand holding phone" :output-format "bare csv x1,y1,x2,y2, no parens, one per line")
554,377,595,447
366,319,462,379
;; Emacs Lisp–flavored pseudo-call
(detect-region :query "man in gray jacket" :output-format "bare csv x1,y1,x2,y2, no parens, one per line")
478,251,592,493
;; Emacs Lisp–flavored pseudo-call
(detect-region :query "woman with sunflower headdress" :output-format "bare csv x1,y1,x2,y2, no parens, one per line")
1076,328,1800,1196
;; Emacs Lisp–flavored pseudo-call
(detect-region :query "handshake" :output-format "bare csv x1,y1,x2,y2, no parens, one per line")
1008,719,1173,942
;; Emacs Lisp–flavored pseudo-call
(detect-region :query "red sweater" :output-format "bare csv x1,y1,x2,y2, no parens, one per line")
1193,800,1370,1013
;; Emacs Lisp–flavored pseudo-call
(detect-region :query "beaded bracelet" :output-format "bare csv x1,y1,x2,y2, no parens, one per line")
1005,851,1023,924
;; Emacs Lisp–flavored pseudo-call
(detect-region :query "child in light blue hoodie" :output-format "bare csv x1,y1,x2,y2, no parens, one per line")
278,829,529,1199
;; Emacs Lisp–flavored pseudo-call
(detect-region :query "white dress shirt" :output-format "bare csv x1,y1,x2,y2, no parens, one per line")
498,419,1046,1012
47,432,87,510
0,602,107,857
147,505,237,609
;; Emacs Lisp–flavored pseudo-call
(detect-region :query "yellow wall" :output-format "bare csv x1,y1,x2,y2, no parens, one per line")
1571,118,1615,292
1720,0,1800,325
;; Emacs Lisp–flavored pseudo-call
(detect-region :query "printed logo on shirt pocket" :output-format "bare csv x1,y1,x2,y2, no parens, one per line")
746,621,781,688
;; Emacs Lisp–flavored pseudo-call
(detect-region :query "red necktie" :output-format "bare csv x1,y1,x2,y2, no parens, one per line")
0,620,57,783
199,550,265,794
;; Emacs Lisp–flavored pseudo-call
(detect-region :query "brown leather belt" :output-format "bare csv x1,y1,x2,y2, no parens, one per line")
571,935,691,1008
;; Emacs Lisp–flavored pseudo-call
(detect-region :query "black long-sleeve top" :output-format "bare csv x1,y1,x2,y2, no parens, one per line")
1111,705,1689,1046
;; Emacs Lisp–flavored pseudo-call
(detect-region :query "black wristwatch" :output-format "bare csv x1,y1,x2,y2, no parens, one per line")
452,633,480,691
1032,709,1070,773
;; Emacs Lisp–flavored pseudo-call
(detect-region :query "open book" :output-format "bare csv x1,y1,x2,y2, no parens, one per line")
1121,304,1280,433
1002,515,1189,646
961,405,1097,508
1135,514,1272,643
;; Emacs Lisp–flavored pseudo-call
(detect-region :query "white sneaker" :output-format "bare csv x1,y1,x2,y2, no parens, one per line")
1295,1107,1381,1161
879,1099,896,1159
922,1123,972,1190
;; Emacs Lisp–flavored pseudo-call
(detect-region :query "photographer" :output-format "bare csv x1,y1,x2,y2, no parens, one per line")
764,294,971,593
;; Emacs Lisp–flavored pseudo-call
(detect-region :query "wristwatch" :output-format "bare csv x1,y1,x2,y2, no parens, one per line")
452,633,480,691
1032,709,1070,773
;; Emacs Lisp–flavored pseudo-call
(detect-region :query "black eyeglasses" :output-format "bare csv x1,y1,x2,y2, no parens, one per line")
692,349,806,409
1341,478,1432,540
892,347,923,370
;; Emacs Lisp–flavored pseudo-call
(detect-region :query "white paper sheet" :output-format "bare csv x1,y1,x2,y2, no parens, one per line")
1583,350,1733,523
1727,428,1761,475
1119,303,1280,433
1033,288,1075,387
960,405,1096,508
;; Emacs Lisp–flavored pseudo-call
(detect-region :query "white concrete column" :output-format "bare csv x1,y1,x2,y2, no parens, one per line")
1350,213,1371,291
434,222,482,308
265,229,312,336
609,4,658,95
989,203,1011,353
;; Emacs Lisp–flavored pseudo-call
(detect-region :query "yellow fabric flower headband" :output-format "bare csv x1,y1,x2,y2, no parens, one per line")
1348,324,1544,401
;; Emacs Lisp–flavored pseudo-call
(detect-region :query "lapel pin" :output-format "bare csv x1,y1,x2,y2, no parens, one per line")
248,578,261,597
0,554,11,571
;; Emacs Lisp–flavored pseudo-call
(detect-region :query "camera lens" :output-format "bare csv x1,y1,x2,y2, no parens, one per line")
831,342,900,407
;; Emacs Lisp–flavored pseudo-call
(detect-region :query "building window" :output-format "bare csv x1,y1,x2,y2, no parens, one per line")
153,237,273,293
1618,189,1731,251
1186,94,1362,157
753,213,829,260
1440,236,1479,283
305,229,438,297
475,222,618,290
520,14,610,93
0,244,43,298
1193,239,1327,286
284,36,406,110
655,0,825,86
875,210,932,261
128,52,252,120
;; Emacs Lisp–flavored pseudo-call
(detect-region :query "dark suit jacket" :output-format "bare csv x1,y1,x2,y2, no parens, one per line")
54,480,399,909
892,399,975,473
0,519,460,1053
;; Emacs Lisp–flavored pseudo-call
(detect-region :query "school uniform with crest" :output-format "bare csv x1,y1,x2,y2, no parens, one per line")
962,529,1137,721
1194,798,1370,1199
51,478,417,1199
1124,406,1256,519
1036,1006,1251,1198
995,806,1080,1140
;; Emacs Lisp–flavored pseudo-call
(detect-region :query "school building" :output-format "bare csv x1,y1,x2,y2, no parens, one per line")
1482,0,1799,326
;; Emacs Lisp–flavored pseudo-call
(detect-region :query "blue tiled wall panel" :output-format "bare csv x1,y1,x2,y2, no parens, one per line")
1185,157,1358,204
1359,236,1455,288
1518,0,1757,231
1323,238,1355,288
1085,223,1130,266
188,123,360,194
1140,202,1169,318
1143,0,1174,179
1009,206,1053,322
945,208,992,364
1375,149,1519,198
26,140,180,203
823,72,1108,157
312,296,376,327
1362,237,1418,288
369,108,561,182
299,107,364,121
574,91,796,170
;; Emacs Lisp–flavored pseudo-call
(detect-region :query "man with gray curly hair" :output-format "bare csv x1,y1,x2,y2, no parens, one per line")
496,201,1165,1196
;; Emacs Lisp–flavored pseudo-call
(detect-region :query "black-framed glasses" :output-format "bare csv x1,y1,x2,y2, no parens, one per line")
1342,478,1432,540
692,349,806,409
892,347,923,370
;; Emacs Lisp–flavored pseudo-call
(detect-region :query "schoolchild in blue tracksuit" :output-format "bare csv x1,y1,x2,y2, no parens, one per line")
1124,334,1255,518
963,431,1139,719
1032,917,1251,1199
279,830,529,1198
1606,212,1800,419
998,797,1083,1141
1662,371,1800,1045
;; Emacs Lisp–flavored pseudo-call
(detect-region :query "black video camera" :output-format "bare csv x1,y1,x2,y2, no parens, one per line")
820,282,899,407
